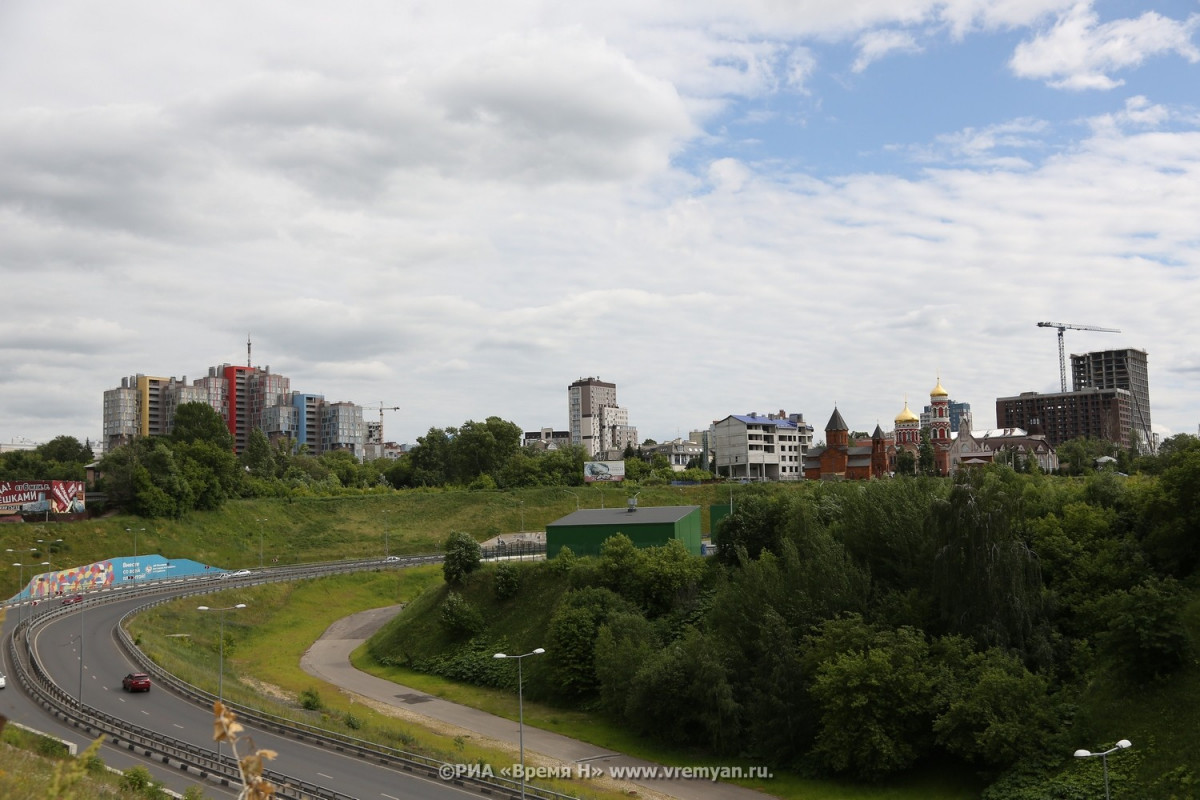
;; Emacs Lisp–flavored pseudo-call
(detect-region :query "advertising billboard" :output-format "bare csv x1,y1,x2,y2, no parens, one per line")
584,461,625,482
0,480,86,515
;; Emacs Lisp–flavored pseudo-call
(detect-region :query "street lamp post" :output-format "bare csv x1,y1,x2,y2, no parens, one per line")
37,538,64,575
125,527,145,560
381,510,391,558
1074,739,1133,800
256,518,268,568
560,489,580,511
493,648,545,800
198,603,247,760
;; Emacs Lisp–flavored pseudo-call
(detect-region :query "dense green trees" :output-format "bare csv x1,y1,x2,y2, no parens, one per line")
0,435,93,481
397,445,1200,795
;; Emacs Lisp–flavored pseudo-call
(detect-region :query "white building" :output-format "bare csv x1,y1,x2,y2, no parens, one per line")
712,411,813,481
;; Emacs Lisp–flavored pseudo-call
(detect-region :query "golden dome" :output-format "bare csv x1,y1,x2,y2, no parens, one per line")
895,401,919,423
931,376,948,397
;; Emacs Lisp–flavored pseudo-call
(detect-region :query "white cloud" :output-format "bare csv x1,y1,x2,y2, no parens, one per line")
1010,2,1200,90
852,29,924,72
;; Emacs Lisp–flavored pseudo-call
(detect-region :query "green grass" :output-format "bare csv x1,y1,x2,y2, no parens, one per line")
1,485,735,599
23,488,1200,799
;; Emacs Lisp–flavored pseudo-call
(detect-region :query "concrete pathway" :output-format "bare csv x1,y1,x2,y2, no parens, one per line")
300,606,779,800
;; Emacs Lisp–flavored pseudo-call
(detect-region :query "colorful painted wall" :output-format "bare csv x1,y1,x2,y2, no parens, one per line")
6,554,219,603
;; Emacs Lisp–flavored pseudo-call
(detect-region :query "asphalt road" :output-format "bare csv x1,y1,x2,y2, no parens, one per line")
11,590,499,800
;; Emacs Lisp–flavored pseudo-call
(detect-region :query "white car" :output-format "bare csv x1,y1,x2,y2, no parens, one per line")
383,556,401,563
219,569,253,579
0,673,7,689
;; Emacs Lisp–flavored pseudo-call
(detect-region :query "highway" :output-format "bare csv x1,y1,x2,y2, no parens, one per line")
4,578,511,800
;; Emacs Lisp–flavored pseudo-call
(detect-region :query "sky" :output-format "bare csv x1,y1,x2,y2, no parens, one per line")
2,0,1198,451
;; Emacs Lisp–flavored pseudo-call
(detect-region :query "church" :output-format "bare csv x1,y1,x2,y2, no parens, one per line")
803,377,954,480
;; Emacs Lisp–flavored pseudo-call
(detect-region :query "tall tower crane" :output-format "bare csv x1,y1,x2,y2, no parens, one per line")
364,403,400,444
1037,321,1120,392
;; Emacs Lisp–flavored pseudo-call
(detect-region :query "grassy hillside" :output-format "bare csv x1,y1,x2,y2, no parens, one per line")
1,484,737,599
13,486,1200,798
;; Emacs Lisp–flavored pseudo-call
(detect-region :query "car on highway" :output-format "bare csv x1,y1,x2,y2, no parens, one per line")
122,672,151,692
0,672,6,689
219,569,253,579
61,594,84,605
383,556,401,563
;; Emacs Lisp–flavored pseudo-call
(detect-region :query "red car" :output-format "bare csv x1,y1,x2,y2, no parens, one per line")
61,594,84,605
122,673,151,692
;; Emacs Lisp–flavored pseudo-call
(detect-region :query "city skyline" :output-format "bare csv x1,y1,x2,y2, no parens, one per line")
2,1,1197,448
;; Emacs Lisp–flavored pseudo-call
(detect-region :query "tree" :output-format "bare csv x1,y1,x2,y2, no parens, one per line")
240,429,276,478
928,471,1044,654
806,618,940,779
918,428,936,476
932,644,1062,771
442,531,481,585
37,435,94,466
171,402,234,450
1096,577,1192,682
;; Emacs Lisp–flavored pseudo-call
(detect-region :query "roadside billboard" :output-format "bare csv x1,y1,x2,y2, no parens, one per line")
0,480,86,514
584,461,625,482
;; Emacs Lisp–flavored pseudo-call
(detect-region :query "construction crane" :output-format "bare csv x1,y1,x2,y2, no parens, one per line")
364,403,400,444
1037,321,1120,392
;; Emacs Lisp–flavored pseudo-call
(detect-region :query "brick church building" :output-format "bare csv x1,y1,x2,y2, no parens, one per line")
803,377,954,480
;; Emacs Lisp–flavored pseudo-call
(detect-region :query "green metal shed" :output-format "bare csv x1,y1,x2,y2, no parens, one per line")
545,505,702,558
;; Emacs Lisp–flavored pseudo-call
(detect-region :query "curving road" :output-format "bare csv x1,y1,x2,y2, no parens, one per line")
15,586,497,800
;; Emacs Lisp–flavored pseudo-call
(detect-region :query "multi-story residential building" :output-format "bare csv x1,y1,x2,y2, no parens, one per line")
712,411,810,481
567,377,637,458
1071,348,1153,452
995,387,1134,449
102,361,368,458
322,401,365,455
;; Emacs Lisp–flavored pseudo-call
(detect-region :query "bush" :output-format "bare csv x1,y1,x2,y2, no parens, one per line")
299,687,324,710
494,562,520,600
440,591,486,636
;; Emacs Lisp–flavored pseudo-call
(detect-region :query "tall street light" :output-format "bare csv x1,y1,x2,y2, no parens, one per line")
37,538,64,577
10,560,49,638
198,603,247,760
1075,739,1132,800
493,648,545,800
256,518,268,568
125,527,145,560
381,510,392,558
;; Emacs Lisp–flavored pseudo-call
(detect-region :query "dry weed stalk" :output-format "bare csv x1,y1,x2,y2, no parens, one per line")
213,700,277,799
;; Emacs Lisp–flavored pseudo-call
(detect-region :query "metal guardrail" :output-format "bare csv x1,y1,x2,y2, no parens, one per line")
12,552,576,800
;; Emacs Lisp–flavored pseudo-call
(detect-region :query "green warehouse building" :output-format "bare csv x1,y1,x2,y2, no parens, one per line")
545,505,702,558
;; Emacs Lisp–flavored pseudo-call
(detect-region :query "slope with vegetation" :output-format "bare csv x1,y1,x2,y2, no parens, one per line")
361,438,1200,799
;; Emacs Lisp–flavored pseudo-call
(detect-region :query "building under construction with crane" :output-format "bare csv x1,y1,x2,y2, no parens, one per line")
996,324,1154,453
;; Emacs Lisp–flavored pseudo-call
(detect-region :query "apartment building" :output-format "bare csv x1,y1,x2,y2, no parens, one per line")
1071,348,1153,452
712,410,812,481
995,387,1134,449
568,377,637,458
102,363,368,458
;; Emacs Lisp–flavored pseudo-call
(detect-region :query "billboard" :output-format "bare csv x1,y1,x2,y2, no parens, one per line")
0,480,86,515
584,461,625,482
6,555,216,603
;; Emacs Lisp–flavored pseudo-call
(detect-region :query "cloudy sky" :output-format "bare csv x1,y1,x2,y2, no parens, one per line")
2,0,1198,452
